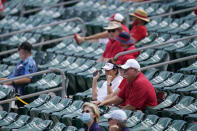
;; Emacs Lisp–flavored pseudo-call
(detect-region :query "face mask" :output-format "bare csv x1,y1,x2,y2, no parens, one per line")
81,113,92,124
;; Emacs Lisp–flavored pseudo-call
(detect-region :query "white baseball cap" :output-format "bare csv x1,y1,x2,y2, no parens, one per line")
104,110,127,122
120,59,140,71
108,13,124,22
102,63,114,70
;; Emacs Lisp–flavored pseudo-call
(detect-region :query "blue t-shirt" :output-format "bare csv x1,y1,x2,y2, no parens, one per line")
122,127,130,131
8,56,37,95
85,121,103,131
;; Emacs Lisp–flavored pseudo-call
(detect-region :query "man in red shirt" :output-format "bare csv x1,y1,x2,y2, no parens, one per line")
130,9,150,43
74,13,129,45
115,32,139,65
99,59,157,110
98,21,124,62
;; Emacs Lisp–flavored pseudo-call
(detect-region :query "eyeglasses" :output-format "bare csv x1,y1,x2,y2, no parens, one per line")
107,29,116,33
82,110,90,113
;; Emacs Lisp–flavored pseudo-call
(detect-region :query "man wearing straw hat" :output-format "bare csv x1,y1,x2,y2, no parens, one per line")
130,8,150,43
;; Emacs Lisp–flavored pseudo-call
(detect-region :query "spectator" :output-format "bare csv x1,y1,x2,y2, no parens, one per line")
130,9,150,43
104,109,130,131
97,21,124,62
98,59,157,111
115,32,139,65
74,13,129,45
0,42,37,95
92,60,123,102
81,102,102,131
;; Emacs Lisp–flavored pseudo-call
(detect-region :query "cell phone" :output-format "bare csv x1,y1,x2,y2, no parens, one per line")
93,70,102,77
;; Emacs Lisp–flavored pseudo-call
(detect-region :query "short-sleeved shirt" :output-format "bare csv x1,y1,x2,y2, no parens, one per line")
8,56,37,95
130,21,147,42
118,72,157,110
97,75,123,101
85,121,103,131
116,45,139,65
122,127,130,131
103,39,124,58
195,9,197,15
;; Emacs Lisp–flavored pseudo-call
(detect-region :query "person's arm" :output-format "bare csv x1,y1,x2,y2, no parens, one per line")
106,75,113,95
98,95,123,106
84,31,108,41
92,71,100,100
121,104,136,111
104,87,120,100
3,77,31,85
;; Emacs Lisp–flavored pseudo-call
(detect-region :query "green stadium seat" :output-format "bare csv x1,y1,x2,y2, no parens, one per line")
19,94,51,115
191,90,197,98
161,96,195,117
140,50,168,67
177,81,197,95
164,75,196,93
170,20,194,34
29,96,62,117
165,120,186,131
0,66,15,78
185,113,197,122
149,34,171,46
179,61,197,74
0,111,7,120
126,111,144,128
0,112,18,127
143,68,159,80
171,101,197,119
146,117,172,131
17,118,52,131
130,115,159,131
54,56,77,69
66,126,78,131
185,123,197,131
1,115,30,131
145,93,180,114
154,73,184,90
49,122,67,131
149,18,173,32
73,88,92,101
41,98,72,120
146,19,162,31
136,49,155,62
151,71,172,85
160,19,183,33
84,44,105,60
0,85,15,100
51,100,84,123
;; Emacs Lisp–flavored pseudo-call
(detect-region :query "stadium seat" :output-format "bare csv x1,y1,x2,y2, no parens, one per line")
0,112,18,127
49,122,67,131
165,120,186,131
51,100,84,123
0,111,7,121
126,111,144,128
41,98,72,120
136,49,155,62
0,85,15,100
145,93,180,114
53,56,77,69
151,71,172,85
1,115,30,130
185,123,197,131
130,115,159,131
29,96,62,117
143,68,159,80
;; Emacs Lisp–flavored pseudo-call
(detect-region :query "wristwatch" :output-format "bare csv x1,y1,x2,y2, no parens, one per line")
107,82,112,86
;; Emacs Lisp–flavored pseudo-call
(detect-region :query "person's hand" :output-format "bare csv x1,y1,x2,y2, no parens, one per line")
98,101,105,107
93,71,101,81
109,125,120,131
111,58,117,64
91,101,101,105
107,75,113,84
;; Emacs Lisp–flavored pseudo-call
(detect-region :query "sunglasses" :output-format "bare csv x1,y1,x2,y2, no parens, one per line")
82,110,90,113
107,29,116,33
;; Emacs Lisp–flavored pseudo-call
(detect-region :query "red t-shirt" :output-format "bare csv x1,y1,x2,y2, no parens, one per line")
130,21,147,42
122,24,129,33
195,9,197,15
102,39,124,58
116,45,139,65
117,72,157,110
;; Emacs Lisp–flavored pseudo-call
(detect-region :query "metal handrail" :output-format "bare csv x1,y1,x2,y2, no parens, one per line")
21,0,81,15
114,34,197,59
132,0,161,6
0,68,67,104
0,17,86,38
141,54,197,71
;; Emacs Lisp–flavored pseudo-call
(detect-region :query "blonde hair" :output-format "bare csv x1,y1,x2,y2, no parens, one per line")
82,102,100,122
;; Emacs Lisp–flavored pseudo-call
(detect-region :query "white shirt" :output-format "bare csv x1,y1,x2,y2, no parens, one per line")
97,75,123,101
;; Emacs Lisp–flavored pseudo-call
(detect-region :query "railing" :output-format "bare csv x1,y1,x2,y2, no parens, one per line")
0,68,67,105
114,34,197,59
0,17,86,56
20,0,81,16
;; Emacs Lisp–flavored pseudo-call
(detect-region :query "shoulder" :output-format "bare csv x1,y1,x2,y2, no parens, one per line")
93,123,103,131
